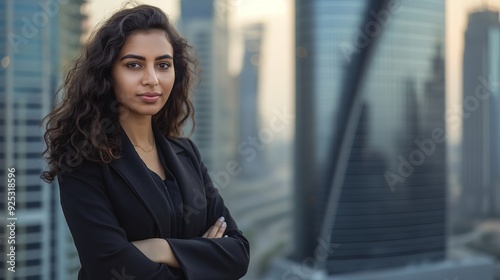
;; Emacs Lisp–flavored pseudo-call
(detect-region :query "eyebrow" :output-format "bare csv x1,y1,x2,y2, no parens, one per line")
119,54,173,61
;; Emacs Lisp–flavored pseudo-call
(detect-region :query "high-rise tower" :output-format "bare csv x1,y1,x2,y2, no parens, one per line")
0,0,85,279
267,0,460,278
461,10,500,218
180,0,236,178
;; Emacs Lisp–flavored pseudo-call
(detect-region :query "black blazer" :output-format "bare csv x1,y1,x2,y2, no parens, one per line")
58,125,250,280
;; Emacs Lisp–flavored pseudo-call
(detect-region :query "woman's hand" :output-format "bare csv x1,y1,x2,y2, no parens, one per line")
202,216,227,238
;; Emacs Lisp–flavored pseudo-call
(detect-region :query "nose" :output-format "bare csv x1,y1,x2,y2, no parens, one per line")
142,65,159,86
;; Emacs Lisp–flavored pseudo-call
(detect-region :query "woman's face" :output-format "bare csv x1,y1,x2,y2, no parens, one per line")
111,30,175,120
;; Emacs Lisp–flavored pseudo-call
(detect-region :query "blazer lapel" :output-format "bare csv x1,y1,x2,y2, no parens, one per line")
109,127,173,237
153,125,207,237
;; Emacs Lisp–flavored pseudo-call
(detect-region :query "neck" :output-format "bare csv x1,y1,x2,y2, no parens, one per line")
119,115,155,146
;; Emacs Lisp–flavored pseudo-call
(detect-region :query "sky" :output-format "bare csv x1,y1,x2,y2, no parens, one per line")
446,0,500,145
83,0,180,37
85,0,500,145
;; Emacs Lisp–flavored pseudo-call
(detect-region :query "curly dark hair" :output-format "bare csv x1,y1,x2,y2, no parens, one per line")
41,4,195,183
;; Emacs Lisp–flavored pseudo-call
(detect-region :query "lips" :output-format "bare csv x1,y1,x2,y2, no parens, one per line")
137,92,161,103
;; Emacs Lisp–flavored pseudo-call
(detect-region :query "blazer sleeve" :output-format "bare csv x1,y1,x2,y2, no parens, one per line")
58,160,183,280
166,139,250,280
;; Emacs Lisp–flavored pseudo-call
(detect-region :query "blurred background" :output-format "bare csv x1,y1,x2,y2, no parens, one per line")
1,0,500,279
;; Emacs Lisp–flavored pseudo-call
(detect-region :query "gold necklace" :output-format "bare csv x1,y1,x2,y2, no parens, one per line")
133,139,155,153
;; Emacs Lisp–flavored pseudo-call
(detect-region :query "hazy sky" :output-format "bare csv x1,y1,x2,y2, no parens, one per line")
447,0,500,144
85,0,500,145
81,1,179,47
84,0,179,29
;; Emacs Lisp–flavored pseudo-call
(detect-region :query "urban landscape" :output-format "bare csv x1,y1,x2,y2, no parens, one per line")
1,0,500,279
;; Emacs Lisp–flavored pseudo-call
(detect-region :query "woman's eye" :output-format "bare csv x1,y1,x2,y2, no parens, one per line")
126,62,141,69
158,62,170,69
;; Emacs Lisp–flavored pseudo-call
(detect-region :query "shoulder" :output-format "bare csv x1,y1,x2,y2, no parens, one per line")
58,157,103,178
56,157,109,192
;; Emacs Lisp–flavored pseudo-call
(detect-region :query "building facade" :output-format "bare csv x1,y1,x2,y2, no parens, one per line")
0,0,84,279
292,0,446,276
461,10,500,218
180,0,237,179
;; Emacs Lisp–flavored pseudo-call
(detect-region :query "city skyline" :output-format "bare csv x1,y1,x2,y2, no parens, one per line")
291,0,447,277
84,0,500,146
1,0,500,279
1,0,85,279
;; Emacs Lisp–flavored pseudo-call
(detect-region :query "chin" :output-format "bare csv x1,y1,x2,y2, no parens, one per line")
141,104,165,113
143,109,163,116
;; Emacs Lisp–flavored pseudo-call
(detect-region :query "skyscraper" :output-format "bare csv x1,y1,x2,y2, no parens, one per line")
229,21,296,280
461,9,500,218
0,0,84,279
180,0,237,180
269,0,459,278
179,0,216,169
237,23,268,178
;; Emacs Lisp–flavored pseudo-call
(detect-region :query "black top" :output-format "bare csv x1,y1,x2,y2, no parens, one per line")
147,147,184,237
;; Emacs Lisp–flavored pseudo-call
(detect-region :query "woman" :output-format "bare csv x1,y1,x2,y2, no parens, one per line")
42,5,249,280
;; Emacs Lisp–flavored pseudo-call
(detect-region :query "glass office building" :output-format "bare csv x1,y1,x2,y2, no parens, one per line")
180,0,216,168
180,0,237,175
293,0,447,276
461,10,500,218
0,0,84,279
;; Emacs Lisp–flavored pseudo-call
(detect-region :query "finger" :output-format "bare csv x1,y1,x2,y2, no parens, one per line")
202,226,213,238
207,223,220,238
208,217,225,238
214,222,226,238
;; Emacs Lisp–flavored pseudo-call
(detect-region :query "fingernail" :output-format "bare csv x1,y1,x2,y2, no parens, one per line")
219,216,225,223
221,222,227,228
